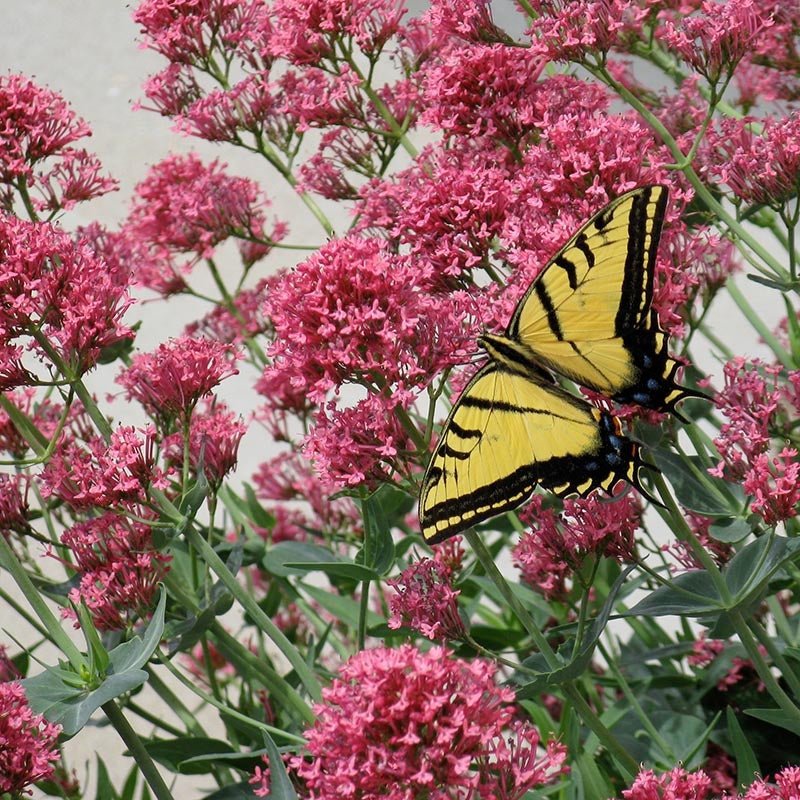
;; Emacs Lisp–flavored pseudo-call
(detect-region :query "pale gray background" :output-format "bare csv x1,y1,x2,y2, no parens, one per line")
1,1,781,796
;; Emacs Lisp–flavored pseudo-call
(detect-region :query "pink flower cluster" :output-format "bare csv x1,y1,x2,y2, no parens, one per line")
622,764,800,800
41,424,168,510
59,511,171,631
0,682,61,795
513,493,641,601
259,235,473,487
0,213,133,383
710,357,800,524
292,644,568,800
387,545,467,641
117,336,241,422
122,154,287,294
0,73,116,214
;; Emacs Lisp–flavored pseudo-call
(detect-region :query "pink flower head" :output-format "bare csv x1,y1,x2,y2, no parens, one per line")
0,472,30,540
293,644,567,799
525,0,655,63
134,0,272,68
743,446,800,525
123,153,285,284
268,0,407,63
0,682,62,794
659,0,774,84
387,555,467,641
622,766,714,800
422,0,510,44
514,497,571,601
301,393,416,488
41,425,168,510
704,115,800,207
0,213,133,379
60,511,171,630
710,357,785,481
0,73,116,213
514,493,640,600
117,336,240,422
163,400,247,487
260,235,473,487
420,43,547,142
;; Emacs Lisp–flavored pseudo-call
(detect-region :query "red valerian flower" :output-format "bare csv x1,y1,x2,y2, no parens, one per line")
41,424,168,510
117,336,240,423
659,0,774,84
622,766,714,800
0,682,62,794
703,114,800,207
59,511,171,631
0,73,117,213
162,399,247,487
387,554,467,641
260,235,473,487
122,153,286,286
0,213,133,380
291,644,568,800
267,0,407,63
742,447,800,525
514,493,641,601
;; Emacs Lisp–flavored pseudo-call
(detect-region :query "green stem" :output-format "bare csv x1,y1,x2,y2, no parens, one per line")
729,610,800,721
464,531,638,778
598,641,675,761
102,699,175,800
725,278,793,368
0,533,83,669
183,525,321,701
155,649,307,744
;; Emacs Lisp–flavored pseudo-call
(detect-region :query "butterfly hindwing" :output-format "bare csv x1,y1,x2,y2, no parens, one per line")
419,363,647,544
508,185,697,413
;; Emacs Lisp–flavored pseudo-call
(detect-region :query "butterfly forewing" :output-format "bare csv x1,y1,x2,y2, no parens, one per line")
506,186,696,410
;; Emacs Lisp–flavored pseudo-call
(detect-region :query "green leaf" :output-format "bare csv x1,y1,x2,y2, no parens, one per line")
708,517,752,543
654,450,743,515
358,485,398,575
143,737,235,774
108,589,166,674
23,592,165,736
626,571,723,617
517,567,634,695
302,583,384,630
259,730,298,800
724,535,800,602
726,707,760,787
287,561,378,581
94,756,119,800
784,294,800,367
24,666,148,736
746,707,800,737
263,541,342,577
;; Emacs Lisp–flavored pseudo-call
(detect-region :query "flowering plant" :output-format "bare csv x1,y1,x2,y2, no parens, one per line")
3,1,800,798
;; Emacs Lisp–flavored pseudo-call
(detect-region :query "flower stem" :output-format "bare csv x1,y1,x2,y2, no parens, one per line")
102,699,175,800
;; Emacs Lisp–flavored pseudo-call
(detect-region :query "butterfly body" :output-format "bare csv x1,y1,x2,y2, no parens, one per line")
419,185,704,544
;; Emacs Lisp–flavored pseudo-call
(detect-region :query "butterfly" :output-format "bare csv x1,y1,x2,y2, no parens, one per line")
418,185,705,544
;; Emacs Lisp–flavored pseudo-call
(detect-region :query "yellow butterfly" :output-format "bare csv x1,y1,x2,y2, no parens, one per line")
419,185,703,544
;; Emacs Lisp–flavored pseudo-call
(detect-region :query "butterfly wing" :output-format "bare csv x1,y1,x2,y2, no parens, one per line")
419,363,647,544
508,185,700,413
